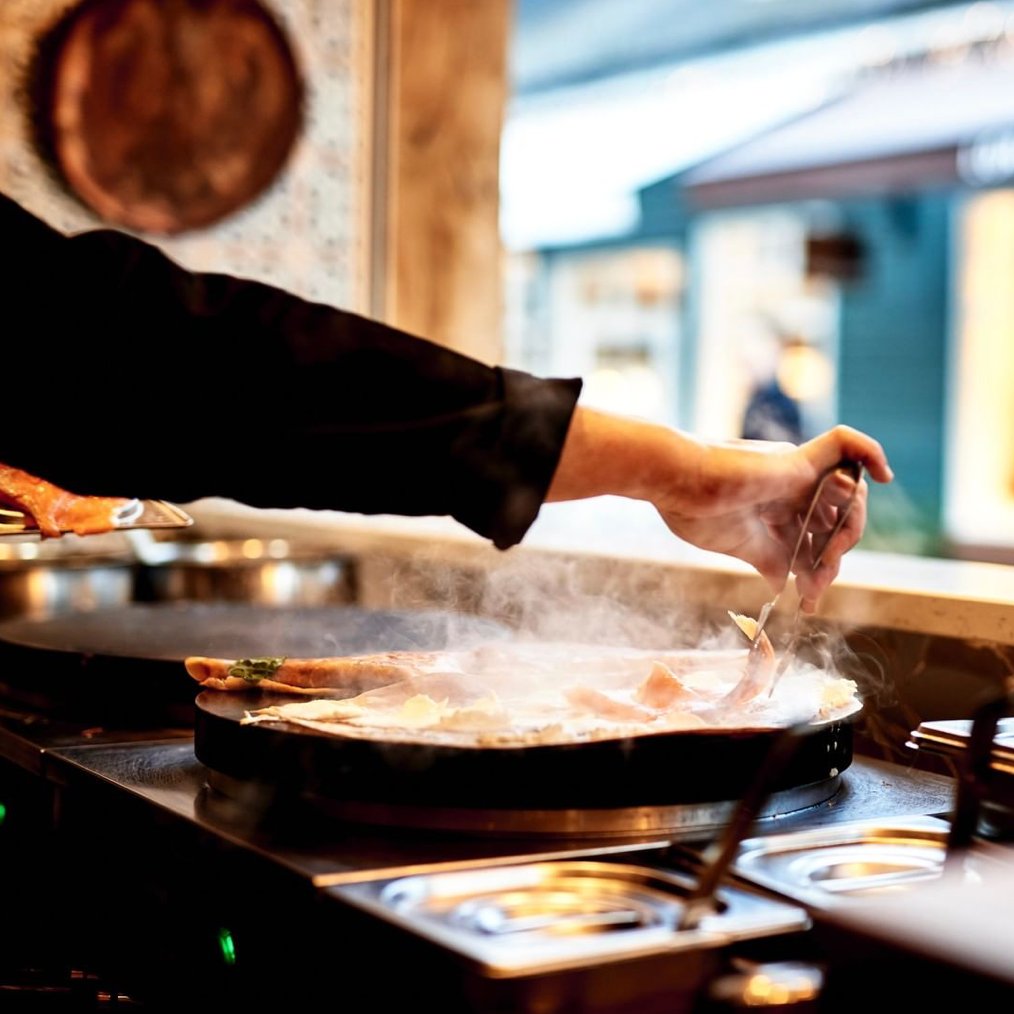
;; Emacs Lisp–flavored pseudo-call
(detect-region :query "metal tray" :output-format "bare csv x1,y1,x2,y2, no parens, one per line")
907,718,1014,775
327,858,810,978
907,717,1014,830
730,814,1011,909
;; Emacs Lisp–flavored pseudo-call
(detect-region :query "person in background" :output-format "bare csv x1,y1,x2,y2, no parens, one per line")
741,375,804,445
739,320,806,445
1,191,892,615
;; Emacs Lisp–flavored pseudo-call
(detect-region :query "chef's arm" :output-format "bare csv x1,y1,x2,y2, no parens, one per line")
2,191,580,549
548,406,894,612
2,190,892,580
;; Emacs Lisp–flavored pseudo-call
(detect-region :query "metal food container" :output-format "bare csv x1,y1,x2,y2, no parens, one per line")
0,536,135,619
134,536,355,607
326,857,810,1013
730,814,1012,908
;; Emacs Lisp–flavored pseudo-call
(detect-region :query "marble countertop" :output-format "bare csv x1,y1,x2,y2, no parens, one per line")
181,496,1014,646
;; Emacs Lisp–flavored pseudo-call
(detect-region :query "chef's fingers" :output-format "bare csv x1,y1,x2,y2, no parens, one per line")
805,495,845,533
802,424,894,485
809,474,869,566
800,470,862,550
757,474,857,591
795,483,869,612
764,457,863,530
752,504,808,591
817,466,863,514
796,551,838,614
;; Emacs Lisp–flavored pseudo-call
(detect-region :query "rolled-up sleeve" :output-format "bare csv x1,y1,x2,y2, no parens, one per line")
442,367,582,549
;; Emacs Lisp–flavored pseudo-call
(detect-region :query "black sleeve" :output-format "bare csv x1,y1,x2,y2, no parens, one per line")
2,192,581,549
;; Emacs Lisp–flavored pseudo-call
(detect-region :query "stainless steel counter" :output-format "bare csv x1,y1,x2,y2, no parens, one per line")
0,696,963,1011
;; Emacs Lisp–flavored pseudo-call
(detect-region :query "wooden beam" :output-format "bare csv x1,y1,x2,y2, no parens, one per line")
378,0,512,363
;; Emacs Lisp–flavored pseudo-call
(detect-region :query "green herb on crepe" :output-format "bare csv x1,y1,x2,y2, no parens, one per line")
228,657,286,683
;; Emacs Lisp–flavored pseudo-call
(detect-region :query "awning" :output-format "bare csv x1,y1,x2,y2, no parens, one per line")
681,55,1014,207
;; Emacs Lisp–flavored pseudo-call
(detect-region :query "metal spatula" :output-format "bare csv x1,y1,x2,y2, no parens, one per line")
0,499,194,537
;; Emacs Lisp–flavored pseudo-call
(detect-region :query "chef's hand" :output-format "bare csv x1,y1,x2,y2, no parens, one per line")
546,408,894,613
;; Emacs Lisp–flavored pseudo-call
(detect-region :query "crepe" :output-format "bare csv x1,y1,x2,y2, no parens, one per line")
186,634,862,748
184,651,460,697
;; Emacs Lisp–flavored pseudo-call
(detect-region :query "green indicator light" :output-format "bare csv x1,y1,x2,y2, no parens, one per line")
217,928,237,966
0,802,6,827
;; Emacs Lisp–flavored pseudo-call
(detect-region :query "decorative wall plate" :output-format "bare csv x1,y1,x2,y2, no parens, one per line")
31,0,305,234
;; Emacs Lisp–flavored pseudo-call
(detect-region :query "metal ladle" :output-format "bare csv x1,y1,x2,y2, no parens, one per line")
674,721,816,931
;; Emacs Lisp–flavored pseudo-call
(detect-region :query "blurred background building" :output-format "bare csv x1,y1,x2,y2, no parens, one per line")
502,0,1014,563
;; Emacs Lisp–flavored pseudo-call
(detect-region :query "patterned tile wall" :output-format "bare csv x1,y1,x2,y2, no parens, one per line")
0,0,373,311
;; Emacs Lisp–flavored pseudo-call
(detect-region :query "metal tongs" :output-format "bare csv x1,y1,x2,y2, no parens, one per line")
0,499,194,537
742,459,864,694
676,721,815,930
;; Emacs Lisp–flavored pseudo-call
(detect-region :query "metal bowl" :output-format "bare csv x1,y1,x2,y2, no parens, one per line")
0,536,136,619
135,537,355,607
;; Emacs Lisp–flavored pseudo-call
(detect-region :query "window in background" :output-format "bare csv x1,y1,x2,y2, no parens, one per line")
505,246,684,423
946,187,1014,559
502,1,1014,562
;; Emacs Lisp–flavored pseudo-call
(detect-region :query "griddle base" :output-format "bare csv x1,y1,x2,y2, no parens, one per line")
205,766,842,840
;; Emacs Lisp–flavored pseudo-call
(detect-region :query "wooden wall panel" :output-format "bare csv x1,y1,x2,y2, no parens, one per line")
381,0,513,363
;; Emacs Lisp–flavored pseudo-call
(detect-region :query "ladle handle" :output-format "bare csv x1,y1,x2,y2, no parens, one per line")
676,721,816,931
946,687,1014,859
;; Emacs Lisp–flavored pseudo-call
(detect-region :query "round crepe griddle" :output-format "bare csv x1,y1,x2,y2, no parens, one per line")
0,603,508,725
193,687,857,815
